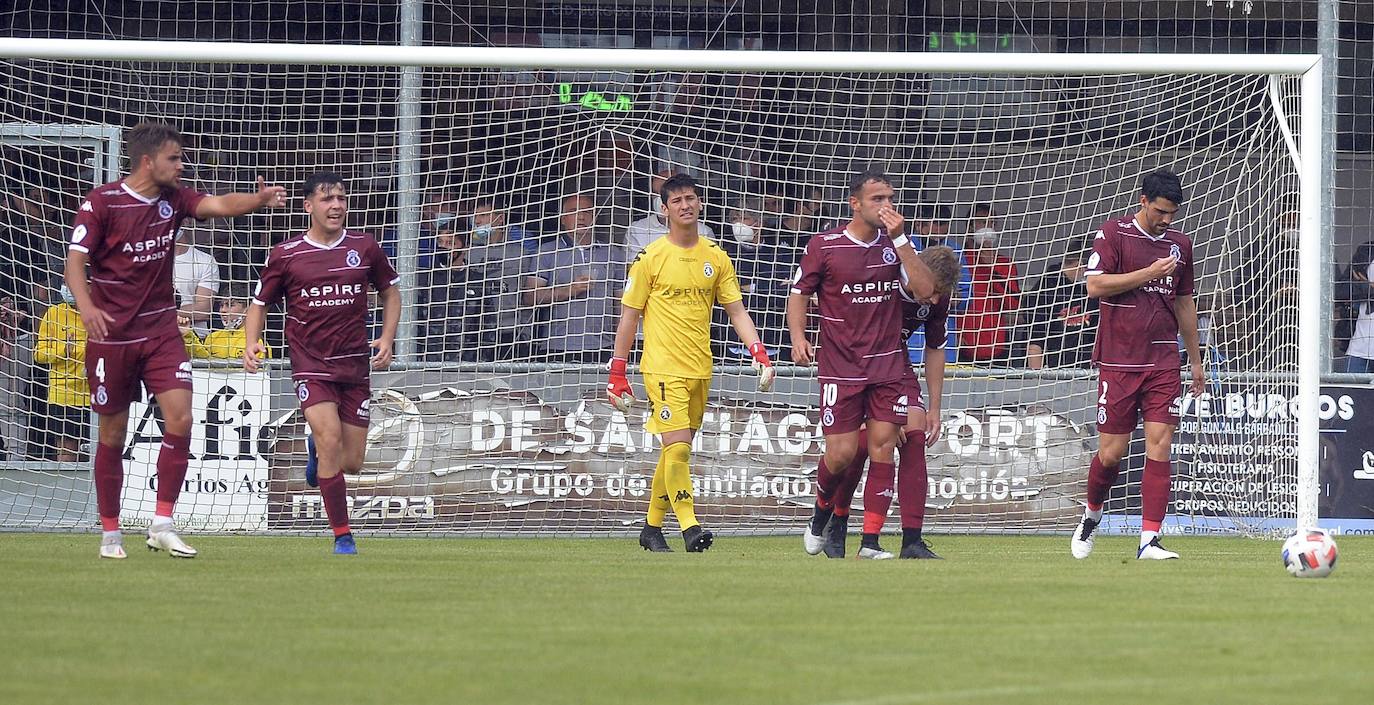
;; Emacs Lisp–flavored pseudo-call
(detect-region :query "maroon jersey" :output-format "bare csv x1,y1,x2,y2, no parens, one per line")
1086,215,1194,371
901,292,951,351
68,180,206,341
253,230,400,384
791,226,909,384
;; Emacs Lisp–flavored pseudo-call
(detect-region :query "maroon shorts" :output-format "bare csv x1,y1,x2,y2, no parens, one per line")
901,373,927,415
85,331,192,414
295,379,371,428
819,379,907,435
1096,368,1182,434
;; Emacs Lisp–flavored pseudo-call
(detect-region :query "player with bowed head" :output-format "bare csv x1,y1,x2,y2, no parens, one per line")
1071,168,1204,560
607,173,775,552
65,121,287,559
788,169,938,559
243,172,400,555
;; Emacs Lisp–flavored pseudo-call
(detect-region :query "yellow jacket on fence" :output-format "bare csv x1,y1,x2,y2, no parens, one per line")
183,327,271,361
34,303,89,408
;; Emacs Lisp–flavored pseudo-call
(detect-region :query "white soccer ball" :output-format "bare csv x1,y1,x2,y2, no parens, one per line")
1281,528,1339,578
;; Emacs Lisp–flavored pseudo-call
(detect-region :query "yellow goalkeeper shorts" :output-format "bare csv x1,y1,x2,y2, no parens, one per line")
641,373,710,434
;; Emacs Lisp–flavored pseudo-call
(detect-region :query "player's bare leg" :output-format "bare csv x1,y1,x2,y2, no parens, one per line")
303,403,356,554
806,430,862,557
895,409,940,559
145,388,197,557
1072,431,1129,559
94,410,130,559
1137,422,1179,559
657,427,711,552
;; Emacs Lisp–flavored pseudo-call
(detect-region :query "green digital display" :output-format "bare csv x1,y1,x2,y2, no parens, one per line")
558,83,633,112
927,32,1015,50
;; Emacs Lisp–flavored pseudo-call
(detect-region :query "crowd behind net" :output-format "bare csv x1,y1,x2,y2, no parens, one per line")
0,0,1360,538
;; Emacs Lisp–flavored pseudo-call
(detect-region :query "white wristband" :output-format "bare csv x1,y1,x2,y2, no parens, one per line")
891,234,909,249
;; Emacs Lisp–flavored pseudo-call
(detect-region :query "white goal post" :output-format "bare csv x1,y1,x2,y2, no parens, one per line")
0,38,1324,536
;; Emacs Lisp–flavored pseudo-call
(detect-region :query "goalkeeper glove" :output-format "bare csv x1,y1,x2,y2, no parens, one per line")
606,356,634,412
749,341,776,392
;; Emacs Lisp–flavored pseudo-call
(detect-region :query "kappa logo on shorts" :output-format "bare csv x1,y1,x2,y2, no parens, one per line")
346,249,362,268
1097,406,1107,425
94,385,108,406
659,406,672,421
822,408,835,427
297,384,310,402
702,261,714,279
882,247,897,265
158,201,173,219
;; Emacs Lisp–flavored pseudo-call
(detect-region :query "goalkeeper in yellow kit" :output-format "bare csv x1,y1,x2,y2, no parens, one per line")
608,173,776,553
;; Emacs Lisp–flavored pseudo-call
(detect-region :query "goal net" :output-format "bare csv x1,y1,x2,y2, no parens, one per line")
0,44,1318,537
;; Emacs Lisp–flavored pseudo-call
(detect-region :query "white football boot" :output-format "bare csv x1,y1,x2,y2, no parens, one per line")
99,534,127,560
1070,516,1100,559
1136,536,1180,560
147,527,198,558
857,545,895,560
803,527,825,555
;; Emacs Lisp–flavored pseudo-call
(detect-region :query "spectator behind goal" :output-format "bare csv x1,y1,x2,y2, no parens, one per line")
34,284,89,463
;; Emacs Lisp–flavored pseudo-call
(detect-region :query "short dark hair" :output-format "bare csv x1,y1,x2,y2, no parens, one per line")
303,171,346,198
222,284,253,303
1141,169,1185,205
972,203,995,218
659,173,699,202
126,122,182,169
849,169,891,196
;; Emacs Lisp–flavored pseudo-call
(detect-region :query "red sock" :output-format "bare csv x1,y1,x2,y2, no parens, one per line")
94,441,123,530
897,429,928,529
861,461,895,535
318,473,352,537
1141,458,1171,532
154,432,190,519
1085,455,1121,511
833,430,869,516
815,457,842,510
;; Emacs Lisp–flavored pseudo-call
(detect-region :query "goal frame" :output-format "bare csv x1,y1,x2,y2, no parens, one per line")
0,38,1326,530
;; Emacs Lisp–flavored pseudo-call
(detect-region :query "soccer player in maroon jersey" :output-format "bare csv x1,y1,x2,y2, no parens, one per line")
242,172,400,555
788,169,936,559
828,246,962,559
65,122,287,559
1071,168,1205,561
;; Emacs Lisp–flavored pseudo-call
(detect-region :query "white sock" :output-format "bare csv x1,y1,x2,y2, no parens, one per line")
1140,530,1159,549
102,530,122,542
150,516,174,532
1084,507,1103,523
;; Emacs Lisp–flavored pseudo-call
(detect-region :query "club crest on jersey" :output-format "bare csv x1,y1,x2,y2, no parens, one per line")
297,384,310,402
94,386,108,406
158,201,173,219
1169,243,1182,263
346,249,362,268
882,247,897,265
917,304,931,319
702,261,714,279
659,406,672,421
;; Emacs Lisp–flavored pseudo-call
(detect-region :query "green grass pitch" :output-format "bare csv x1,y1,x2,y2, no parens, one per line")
1,533,1368,705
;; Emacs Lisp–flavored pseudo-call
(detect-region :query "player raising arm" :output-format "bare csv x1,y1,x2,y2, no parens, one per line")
1070,168,1204,561
65,121,286,560
607,173,774,553
243,172,400,555
788,169,933,559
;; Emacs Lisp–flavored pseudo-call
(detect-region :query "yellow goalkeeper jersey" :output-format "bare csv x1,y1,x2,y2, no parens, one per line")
34,303,89,408
622,235,742,379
